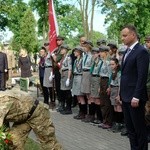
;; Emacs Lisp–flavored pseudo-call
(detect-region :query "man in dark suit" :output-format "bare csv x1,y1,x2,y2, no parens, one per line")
120,25,149,150
0,47,8,91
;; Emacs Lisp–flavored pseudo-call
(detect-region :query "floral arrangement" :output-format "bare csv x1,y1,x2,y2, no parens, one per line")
0,126,13,150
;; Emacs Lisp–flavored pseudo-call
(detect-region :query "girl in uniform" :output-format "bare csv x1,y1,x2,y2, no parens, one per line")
89,47,103,124
80,40,93,122
72,46,86,119
107,58,123,132
59,45,73,115
43,47,54,106
98,45,113,129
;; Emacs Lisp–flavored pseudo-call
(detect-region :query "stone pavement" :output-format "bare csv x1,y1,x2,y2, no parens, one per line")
1,84,150,150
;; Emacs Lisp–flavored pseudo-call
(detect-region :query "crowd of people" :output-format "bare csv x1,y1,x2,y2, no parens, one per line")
0,24,150,150
37,25,150,149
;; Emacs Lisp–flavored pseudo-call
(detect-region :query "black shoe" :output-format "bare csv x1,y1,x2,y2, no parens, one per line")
73,113,85,120
60,109,72,115
90,119,102,126
82,115,95,123
121,127,128,136
112,123,124,133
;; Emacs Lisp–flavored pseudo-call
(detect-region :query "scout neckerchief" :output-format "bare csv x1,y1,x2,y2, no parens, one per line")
108,70,121,86
83,54,88,66
73,57,82,73
90,58,103,74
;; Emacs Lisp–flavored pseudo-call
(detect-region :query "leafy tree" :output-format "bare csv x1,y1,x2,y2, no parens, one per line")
29,0,48,41
100,0,150,42
18,8,37,53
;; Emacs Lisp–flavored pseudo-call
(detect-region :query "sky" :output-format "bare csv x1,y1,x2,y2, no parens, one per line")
3,0,107,41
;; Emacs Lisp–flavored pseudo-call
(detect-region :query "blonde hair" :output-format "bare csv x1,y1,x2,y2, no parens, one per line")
19,48,27,57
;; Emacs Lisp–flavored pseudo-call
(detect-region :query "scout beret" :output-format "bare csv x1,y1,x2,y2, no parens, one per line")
97,39,107,45
60,44,71,50
56,35,65,40
73,46,84,53
92,47,99,52
107,42,117,49
83,40,93,47
99,45,110,52
145,35,150,41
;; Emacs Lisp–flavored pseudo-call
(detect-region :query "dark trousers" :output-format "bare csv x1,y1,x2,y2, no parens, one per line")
54,69,63,102
61,90,72,110
122,101,148,150
0,72,6,90
100,78,113,125
40,77,55,105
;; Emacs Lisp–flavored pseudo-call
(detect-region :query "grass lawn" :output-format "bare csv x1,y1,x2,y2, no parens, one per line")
25,138,40,150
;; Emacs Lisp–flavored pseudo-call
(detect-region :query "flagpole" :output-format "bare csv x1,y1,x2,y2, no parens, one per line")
48,0,59,109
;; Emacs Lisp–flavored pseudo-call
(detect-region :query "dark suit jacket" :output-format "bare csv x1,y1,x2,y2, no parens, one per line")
120,43,149,102
0,52,8,72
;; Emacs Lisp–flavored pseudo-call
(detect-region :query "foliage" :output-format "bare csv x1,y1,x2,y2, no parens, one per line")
29,0,48,41
19,8,38,53
0,126,13,150
100,0,150,43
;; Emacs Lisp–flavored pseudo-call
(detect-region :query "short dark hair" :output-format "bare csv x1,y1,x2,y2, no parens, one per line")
122,24,138,37
41,46,46,51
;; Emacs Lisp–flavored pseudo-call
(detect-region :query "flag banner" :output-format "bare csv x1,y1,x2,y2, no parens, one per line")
49,0,59,53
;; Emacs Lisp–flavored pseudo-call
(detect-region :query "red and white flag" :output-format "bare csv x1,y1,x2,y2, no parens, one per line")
49,0,59,53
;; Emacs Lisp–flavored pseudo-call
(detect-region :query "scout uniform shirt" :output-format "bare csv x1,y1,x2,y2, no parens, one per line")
99,60,110,78
60,54,72,90
82,52,93,71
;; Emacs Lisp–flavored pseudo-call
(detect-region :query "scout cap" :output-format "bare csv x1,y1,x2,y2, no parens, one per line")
56,35,65,40
92,47,99,52
60,44,71,50
99,45,110,52
83,40,93,47
145,35,150,41
73,46,84,53
107,42,117,49
97,39,107,45
118,45,127,54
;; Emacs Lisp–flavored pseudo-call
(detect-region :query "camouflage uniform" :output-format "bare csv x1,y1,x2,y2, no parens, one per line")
0,94,63,150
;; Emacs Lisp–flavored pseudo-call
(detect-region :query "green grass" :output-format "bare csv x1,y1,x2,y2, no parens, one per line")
25,138,40,150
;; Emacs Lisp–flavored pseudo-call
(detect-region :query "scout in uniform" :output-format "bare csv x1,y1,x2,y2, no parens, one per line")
0,94,63,150
72,46,86,119
107,42,118,59
43,43,55,107
89,47,103,124
116,45,126,65
98,45,113,129
80,40,93,122
107,58,123,132
59,45,73,115
51,36,64,111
